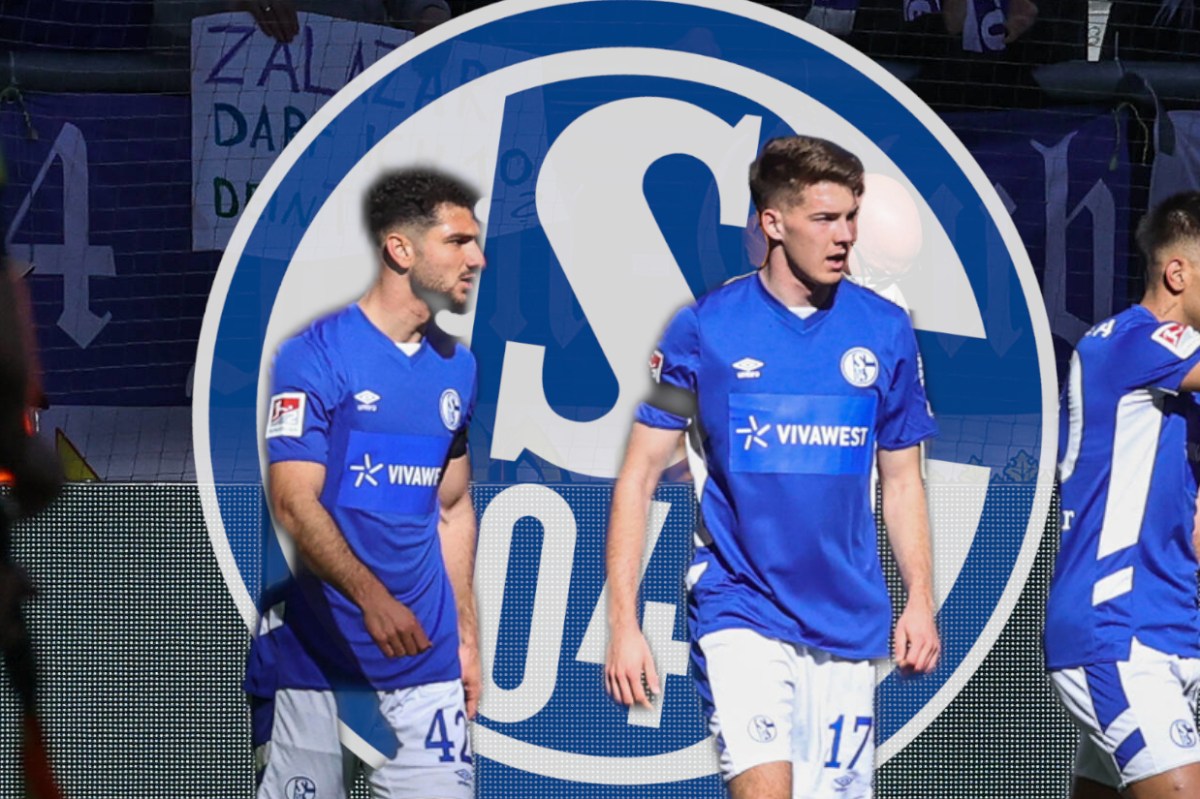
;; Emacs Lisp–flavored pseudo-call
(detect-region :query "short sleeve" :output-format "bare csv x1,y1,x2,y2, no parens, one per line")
876,322,938,451
265,333,338,464
635,304,700,430
448,360,478,460
1121,321,1200,392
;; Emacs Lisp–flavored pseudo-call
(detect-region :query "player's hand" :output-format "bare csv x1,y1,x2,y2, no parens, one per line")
604,625,660,708
460,641,482,719
362,592,431,658
894,594,939,674
233,0,300,42
1004,0,1038,43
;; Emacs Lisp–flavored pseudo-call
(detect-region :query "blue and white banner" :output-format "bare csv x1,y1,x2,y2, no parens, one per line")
1150,111,1200,212
193,0,1056,795
190,12,412,251
946,109,1133,379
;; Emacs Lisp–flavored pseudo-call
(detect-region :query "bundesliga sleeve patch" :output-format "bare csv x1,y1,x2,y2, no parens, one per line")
266,392,306,438
649,350,664,383
1151,323,1200,359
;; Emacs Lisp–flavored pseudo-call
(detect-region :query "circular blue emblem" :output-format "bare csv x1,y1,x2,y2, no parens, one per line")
1172,719,1197,748
440,388,463,430
748,715,777,744
194,0,1055,792
284,776,316,799
840,347,879,387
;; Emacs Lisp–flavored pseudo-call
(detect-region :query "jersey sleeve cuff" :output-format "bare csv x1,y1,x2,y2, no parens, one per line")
877,422,938,451
635,402,689,431
267,444,329,464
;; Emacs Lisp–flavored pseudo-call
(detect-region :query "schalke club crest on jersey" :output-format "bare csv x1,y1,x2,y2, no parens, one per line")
440,388,463,431
193,1,1055,795
840,347,880,388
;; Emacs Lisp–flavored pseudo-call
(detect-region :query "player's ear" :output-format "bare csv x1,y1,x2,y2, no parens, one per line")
383,231,416,270
1164,256,1187,293
760,209,784,243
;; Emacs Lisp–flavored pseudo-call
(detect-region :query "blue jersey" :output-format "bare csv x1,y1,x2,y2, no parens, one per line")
250,304,476,692
638,274,937,660
1045,305,1200,670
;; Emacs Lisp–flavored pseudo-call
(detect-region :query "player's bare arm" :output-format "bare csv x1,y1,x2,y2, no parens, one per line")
438,452,481,719
605,422,684,707
1178,359,1200,393
269,459,431,658
877,445,940,674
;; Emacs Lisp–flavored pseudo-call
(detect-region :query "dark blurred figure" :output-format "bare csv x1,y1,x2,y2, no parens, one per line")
1101,0,1200,59
392,0,452,35
152,0,450,47
0,148,65,799
0,184,61,519
850,0,1085,110
0,0,154,52
153,0,392,49
447,0,500,15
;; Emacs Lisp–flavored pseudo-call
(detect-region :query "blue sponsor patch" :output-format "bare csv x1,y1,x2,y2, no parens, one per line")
729,394,877,475
335,431,445,514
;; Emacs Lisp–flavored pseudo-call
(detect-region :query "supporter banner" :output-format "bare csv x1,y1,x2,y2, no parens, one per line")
1150,111,1200,208
947,110,1133,376
0,95,1125,415
1,92,213,406
190,12,412,251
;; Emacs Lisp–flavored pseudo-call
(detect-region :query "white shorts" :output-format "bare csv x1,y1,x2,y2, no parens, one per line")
694,627,876,799
1050,639,1200,790
256,681,473,799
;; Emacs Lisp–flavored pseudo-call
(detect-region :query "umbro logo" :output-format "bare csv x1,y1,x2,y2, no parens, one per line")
732,357,763,379
355,390,381,411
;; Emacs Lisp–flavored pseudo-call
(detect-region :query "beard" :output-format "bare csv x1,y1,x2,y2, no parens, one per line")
411,268,468,315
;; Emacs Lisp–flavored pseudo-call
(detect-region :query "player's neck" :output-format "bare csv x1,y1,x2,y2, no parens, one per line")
358,276,431,344
760,257,832,309
1140,289,1189,327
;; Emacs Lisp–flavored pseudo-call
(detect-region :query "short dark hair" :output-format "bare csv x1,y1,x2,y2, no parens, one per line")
749,136,864,212
1136,191,1200,268
364,168,479,242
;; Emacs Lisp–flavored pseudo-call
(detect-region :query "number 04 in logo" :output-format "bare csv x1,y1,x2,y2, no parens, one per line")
194,0,1055,794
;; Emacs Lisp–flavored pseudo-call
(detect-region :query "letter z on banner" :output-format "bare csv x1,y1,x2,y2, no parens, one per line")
193,1,1055,796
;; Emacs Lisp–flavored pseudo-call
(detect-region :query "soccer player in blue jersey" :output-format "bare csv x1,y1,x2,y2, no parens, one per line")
604,136,940,799
252,168,485,799
1046,192,1200,799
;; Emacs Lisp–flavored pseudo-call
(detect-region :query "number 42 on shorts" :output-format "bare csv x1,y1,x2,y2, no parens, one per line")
425,708,472,764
